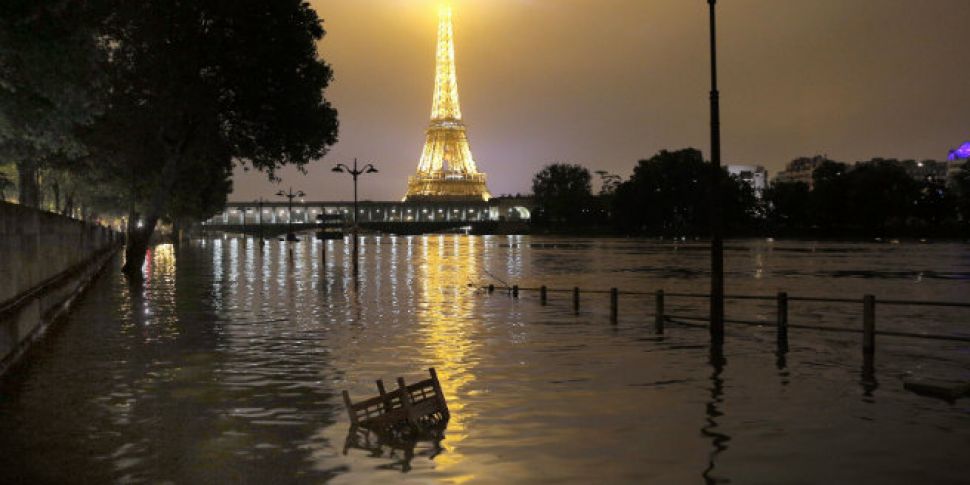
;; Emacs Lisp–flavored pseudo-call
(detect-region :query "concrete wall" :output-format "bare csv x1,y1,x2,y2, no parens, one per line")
0,202,121,375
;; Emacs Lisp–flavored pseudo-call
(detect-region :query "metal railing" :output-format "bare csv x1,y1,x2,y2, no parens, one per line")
480,284,970,353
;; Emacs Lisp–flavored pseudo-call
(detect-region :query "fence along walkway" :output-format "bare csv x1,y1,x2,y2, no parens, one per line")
481,284,970,360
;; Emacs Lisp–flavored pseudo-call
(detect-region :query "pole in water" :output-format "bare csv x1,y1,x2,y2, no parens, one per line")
512,285,519,298
777,292,789,353
573,287,580,314
863,294,876,357
655,290,665,334
540,285,547,305
610,288,618,324
707,0,725,348
488,284,495,294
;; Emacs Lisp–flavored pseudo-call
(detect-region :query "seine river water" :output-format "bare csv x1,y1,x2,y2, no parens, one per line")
1,236,968,483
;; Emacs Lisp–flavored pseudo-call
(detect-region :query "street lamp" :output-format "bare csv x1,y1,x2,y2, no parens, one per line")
332,158,379,274
707,0,724,345
276,187,305,241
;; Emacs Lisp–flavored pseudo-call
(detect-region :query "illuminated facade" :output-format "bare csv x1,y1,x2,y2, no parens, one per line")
726,164,768,199
202,197,534,227
404,3,491,202
949,142,970,161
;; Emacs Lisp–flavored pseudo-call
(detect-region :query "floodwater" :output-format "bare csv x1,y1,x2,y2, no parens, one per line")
1,236,968,484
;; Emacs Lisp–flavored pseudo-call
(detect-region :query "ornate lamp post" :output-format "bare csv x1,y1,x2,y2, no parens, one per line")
276,187,305,241
332,158,379,274
707,0,725,345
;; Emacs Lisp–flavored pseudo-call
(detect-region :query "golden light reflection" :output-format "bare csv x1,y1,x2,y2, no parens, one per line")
417,235,480,482
150,243,177,281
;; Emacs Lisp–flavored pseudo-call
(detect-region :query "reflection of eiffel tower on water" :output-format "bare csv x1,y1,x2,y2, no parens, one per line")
404,3,491,202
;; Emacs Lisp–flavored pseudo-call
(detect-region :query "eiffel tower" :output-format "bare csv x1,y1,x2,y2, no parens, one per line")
404,3,491,202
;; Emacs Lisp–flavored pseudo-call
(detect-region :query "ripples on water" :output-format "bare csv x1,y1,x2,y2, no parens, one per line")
0,236,968,484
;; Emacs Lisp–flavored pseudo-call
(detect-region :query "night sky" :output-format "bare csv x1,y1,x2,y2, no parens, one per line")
230,0,970,202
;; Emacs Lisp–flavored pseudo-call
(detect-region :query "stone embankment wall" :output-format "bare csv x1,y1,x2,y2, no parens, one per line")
0,202,122,376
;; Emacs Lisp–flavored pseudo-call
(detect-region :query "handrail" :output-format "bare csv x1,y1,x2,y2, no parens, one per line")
663,315,970,343
479,285,970,309
478,282,970,352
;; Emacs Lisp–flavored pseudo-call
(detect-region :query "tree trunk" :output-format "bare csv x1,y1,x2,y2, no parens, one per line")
63,192,75,217
16,160,40,207
52,180,61,213
123,213,159,277
121,123,191,278
172,219,182,247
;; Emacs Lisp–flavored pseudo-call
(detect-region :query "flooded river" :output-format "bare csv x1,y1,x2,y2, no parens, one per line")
1,236,968,483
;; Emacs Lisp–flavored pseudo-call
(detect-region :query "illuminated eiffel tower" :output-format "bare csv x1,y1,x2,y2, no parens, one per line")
404,3,491,202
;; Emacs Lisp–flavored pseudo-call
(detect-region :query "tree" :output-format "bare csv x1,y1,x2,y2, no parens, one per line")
843,159,919,233
0,0,107,206
0,170,13,202
912,180,954,227
809,159,850,232
531,163,594,225
764,181,811,233
612,148,755,236
594,170,622,220
594,170,622,196
84,0,339,276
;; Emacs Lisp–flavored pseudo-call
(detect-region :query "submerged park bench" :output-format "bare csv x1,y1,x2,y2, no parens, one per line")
342,368,450,432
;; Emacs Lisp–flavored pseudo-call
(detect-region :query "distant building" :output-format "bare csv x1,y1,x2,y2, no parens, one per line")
726,164,768,198
773,156,828,189
948,141,970,162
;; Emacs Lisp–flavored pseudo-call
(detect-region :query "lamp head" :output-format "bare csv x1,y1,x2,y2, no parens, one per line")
297,191,306,197
366,167,379,174
276,190,285,196
332,166,345,173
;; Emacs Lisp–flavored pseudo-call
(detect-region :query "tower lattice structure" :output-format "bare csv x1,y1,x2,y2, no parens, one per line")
404,3,491,202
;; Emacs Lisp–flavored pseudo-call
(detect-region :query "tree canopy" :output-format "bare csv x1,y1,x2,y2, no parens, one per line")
612,148,755,236
75,0,341,275
0,0,108,206
532,163,594,224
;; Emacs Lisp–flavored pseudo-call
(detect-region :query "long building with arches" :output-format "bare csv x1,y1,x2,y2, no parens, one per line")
201,197,533,229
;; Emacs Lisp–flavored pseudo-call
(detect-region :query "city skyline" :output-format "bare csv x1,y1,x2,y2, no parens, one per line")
229,0,970,201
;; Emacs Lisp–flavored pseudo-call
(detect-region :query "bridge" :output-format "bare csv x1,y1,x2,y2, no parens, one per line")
199,197,534,236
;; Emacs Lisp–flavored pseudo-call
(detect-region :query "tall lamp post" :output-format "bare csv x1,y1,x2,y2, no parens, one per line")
707,0,725,345
332,158,379,274
276,187,305,242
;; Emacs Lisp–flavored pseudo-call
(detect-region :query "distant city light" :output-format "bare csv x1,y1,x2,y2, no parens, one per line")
949,141,970,161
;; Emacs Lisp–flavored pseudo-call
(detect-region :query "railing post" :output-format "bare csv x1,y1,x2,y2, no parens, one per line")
573,287,580,314
512,285,519,299
863,294,876,357
655,290,665,334
610,288,618,324
777,292,789,353
540,285,547,305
